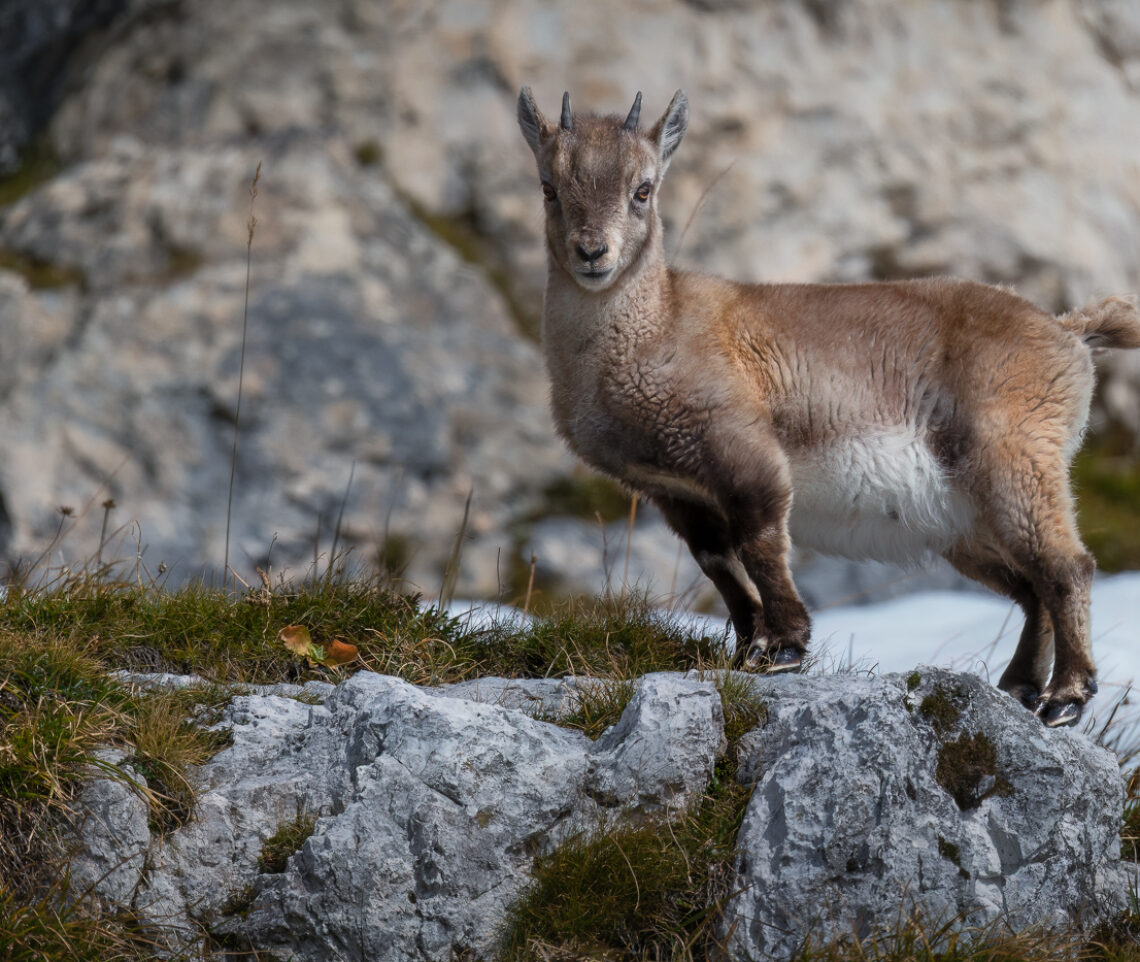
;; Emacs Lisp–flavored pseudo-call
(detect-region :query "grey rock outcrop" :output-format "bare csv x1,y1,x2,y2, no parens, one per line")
68,667,1127,960
2,0,1140,598
0,139,570,592
0,0,130,174
724,668,1128,958
65,747,151,910
103,671,723,958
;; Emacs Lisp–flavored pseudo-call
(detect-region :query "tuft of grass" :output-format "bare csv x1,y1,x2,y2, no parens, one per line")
498,767,749,962
0,247,86,289
0,137,61,208
127,690,231,831
0,574,461,687
559,679,637,740
788,908,1107,962
0,878,155,962
0,633,129,890
257,811,317,874
491,592,723,682
715,671,768,746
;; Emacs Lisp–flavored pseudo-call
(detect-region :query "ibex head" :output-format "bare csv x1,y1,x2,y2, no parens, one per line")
517,88,689,292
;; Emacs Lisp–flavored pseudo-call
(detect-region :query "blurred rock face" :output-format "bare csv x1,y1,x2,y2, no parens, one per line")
0,0,1138,596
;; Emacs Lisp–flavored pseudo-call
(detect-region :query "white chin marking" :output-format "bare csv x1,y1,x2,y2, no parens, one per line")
788,431,975,565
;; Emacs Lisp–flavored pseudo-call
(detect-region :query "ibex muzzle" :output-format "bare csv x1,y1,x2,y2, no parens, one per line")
518,87,1140,728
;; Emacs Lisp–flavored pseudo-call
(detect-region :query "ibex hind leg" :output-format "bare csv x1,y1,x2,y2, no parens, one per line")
1029,549,1096,728
944,549,1055,711
974,452,1097,728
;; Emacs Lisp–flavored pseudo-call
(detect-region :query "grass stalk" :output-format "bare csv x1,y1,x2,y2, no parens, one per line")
438,488,473,610
224,161,261,591
623,493,638,595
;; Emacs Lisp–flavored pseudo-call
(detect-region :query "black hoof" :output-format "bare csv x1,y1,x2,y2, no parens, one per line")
766,647,804,673
1004,684,1040,712
739,644,802,674
1037,700,1083,728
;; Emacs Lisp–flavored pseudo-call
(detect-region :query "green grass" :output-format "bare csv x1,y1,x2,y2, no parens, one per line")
498,762,750,962
0,248,86,290
918,683,964,735
0,137,61,208
0,630,185,960
0,576,721,688
559,678,637,740
257,811,317,874
788,910,1132,962
0,879,155,962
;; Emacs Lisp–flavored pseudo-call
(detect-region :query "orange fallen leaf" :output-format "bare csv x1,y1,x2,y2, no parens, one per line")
279,625,358,669
323,639,359,666
279,625,313,656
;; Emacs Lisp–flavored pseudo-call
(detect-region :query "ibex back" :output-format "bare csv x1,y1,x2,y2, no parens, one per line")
517,87,1140,728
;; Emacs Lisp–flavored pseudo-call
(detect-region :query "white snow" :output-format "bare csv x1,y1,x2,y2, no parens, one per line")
446,570,1139,727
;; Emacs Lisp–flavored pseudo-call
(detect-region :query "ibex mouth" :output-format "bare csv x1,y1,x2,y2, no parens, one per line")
575,266,615,287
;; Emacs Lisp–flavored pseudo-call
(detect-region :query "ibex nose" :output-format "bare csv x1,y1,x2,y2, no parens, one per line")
575,242,609,265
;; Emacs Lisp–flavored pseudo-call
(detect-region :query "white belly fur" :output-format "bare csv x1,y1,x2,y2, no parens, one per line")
788,431,974,565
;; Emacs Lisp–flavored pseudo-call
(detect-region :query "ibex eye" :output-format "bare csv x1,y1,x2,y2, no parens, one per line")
542,183,557,201
634,182,652,203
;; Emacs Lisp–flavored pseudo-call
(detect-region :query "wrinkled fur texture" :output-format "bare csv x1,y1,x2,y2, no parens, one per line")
518,87,1140,726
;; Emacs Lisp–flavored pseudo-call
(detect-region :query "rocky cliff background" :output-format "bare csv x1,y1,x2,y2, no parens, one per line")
1,0,1138,602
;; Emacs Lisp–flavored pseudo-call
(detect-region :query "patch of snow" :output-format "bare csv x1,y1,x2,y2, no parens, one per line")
446,571,1139,727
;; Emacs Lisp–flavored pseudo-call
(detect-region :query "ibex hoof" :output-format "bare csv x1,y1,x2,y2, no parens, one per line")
1037,700,1083,728
739,643,802,674
1003,683,1040,711
767,647,804,673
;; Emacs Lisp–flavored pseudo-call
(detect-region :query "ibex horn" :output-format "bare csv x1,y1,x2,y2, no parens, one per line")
561,92,573,130
623,91,643,130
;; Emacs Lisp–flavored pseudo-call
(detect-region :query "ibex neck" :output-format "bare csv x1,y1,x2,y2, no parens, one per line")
542,238,672,346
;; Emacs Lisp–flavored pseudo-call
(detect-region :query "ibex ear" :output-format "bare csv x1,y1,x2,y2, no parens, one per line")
517,87,550,155
649,90,689,172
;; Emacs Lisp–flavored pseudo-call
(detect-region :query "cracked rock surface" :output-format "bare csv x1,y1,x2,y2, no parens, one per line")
68,668,1127,960
724,668,1127,958
82,671,724,959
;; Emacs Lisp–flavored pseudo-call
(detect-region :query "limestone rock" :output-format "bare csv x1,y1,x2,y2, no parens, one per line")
0,0,129,173
0,140,570,593
723,668,1128,958
65,748,151,910
65,667,1128,959
105,671,724,957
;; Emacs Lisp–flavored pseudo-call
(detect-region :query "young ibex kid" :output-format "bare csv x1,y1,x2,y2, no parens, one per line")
517,87,1140,727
